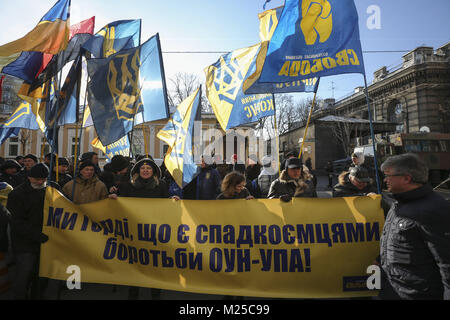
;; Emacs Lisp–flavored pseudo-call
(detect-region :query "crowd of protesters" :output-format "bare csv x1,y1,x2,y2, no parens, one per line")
0,150,448,300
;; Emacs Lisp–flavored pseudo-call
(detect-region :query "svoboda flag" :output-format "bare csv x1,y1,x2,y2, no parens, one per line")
40,187,384,298
242,5,319,95
256,0,365,84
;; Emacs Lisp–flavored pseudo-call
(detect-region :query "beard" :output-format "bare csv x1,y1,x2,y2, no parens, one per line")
31,181,47,189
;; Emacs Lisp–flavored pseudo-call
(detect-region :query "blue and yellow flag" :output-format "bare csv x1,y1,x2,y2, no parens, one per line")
242,6,319,95
157,87,202,188
82,19,141,59
205,44,274,131
0,127,20,145
0,100,41,133
91,135,131,161
253,0,365,84
87,34,169,146
0,0,71,82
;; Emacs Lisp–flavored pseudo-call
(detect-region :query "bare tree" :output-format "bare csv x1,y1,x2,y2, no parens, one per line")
329,120,359,157
168,72,211,113
19,129,31,155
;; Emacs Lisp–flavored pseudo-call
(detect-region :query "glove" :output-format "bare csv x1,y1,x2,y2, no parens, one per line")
280,194,292,202
39,233,49,243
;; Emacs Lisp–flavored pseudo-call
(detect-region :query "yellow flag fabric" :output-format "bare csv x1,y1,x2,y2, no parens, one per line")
40,187,384,298
157,88,201,188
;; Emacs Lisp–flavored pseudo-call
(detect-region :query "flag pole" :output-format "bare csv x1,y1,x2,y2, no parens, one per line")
298,78,320,161
363,74,382,194
272,94,281,177
48,70,63,184
72,55,88,201
128,19,143,159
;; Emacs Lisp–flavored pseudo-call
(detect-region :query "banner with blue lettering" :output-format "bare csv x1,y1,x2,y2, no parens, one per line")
41,187,384,298
257,0,365,84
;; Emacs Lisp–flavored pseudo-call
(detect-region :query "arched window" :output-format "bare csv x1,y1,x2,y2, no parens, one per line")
387,100,404,132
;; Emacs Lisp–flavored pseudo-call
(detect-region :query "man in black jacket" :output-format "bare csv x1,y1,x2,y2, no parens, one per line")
332,166,377,197
379,153,450,300
6,163,52,299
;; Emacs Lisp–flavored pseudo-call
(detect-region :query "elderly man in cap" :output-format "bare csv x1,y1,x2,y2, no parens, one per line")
332,166,377,197
268,158,316,201
15,154,38,186
379,153,450,300
6,163,56,299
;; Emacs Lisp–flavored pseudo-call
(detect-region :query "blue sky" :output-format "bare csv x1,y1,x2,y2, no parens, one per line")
1,0,449,103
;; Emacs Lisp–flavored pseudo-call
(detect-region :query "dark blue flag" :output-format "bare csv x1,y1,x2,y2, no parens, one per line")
87,34,169,146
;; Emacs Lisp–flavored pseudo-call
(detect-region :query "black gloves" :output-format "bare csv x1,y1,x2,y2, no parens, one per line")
280,194,292,202
39,233,49,243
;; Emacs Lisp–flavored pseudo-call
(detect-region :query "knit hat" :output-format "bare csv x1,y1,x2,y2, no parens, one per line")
80,152,97,163
1,159,22,171
285,158,302,169
58,157,70,166
79,161,95,172
29,163,49,178
131,158,161,179
24,154,38,163
110,155,129,173
262,156,272,167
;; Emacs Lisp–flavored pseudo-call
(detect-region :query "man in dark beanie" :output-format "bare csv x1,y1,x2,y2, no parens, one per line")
6,163,55,299
50,157,72,188
15,154,38,186
100,155,130,193
80,152,101,175
0,159,23,187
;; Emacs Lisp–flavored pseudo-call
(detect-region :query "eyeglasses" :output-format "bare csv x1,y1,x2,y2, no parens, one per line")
384,174,405,178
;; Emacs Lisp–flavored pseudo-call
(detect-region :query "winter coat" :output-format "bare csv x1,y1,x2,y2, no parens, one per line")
62,176,108,204
332,171,377,197
117,176,169,199
256,167,279,198
380,185,450,300
0,172,23,188
51,171,72,189
217,188,251,200
0,203,11,252
6,181,57,253
267,170,317,199
195,166,221,200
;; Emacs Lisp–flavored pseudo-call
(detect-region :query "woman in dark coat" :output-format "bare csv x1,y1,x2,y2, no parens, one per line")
217,171,254,200
108,158,179,299
109,158,175,199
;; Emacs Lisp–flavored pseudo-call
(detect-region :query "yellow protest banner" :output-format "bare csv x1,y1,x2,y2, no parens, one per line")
40,187,384,298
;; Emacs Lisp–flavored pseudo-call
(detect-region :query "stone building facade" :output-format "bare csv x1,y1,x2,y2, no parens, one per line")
279,42,450,171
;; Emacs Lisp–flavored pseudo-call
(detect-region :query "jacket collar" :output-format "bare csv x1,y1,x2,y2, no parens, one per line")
392,184,433,203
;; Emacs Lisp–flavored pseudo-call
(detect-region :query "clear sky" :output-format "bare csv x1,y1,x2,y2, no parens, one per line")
1,0,449,103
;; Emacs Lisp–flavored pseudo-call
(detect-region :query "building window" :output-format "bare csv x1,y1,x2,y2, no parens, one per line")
8,137,19,157
71,137,77,157
387,100,404,133
163,144,169,156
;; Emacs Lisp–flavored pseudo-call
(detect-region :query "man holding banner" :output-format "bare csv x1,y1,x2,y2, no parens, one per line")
7,163,54,299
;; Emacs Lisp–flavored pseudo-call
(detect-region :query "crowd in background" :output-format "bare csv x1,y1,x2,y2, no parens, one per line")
0,150,448,300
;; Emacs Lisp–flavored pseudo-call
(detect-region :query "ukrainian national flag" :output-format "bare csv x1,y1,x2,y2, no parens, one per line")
0,0,71,82
157,87,202,188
